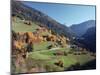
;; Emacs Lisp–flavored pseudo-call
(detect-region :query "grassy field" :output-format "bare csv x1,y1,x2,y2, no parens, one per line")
12,17,39,32
33,41,52,51
27,45,95,72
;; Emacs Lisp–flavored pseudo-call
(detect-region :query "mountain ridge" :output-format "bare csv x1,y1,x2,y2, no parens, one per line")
12,0,75,39
70,20,96,37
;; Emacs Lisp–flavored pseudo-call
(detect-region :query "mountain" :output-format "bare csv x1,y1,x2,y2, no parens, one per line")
11,0,74,38
75,27,96,52
82,27,96,52
70,20,96,37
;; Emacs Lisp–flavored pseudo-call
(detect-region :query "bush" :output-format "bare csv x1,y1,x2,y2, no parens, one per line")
64,51,67,56
47,45,53,49
54,60,63,67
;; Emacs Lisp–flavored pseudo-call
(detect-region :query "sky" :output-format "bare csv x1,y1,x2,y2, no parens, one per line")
23,1,96,26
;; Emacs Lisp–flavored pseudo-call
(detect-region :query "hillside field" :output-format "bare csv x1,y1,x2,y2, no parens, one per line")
11,17,96,73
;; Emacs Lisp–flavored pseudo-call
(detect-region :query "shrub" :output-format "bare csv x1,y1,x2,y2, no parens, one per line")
64,51,67,56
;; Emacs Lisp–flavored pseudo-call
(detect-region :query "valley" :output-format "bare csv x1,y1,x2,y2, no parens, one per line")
11,0,96,74
11,17,96,74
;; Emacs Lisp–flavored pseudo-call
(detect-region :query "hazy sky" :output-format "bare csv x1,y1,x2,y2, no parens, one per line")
23,1,96,26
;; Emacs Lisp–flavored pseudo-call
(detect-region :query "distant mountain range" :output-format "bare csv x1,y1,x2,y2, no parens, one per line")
70,20,96,37
12,1,74,39
70,20,96,52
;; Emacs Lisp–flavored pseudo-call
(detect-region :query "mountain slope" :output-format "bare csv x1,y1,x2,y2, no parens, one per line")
12,0,74,38
76,27,96,52
70,20,96,37
82,27,96,52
